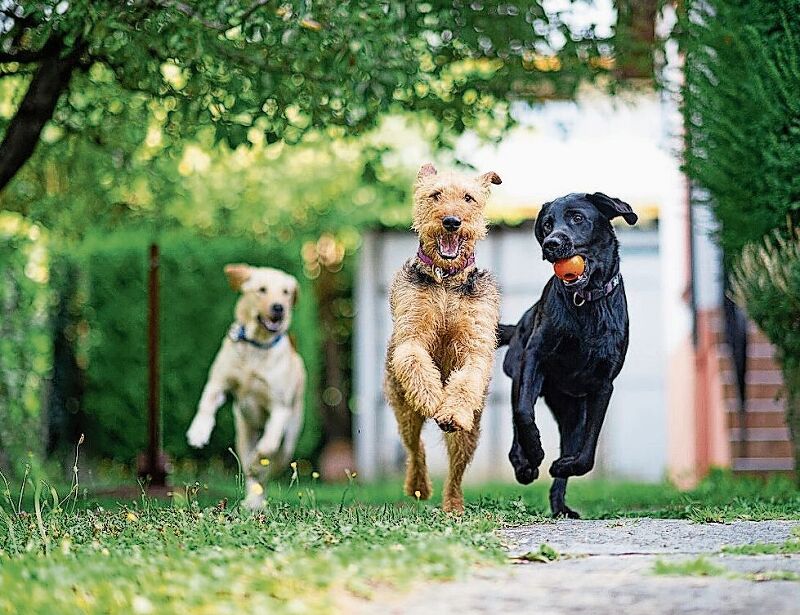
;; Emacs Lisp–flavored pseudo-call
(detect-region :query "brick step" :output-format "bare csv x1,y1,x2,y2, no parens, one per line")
722,382,783,401
718,354,782,373
716,340,777,358
720,369,783,386
725,398,785,413
732,458,796,472
728,411,788,429
729,427,790,442
728,439,793,458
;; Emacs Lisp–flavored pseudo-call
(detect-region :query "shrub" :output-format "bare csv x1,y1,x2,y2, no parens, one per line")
51,229,321,464
682,0,800,258
731,228,800,480
0,213,51,477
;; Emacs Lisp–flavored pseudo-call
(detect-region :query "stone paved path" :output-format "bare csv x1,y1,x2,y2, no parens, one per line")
355,519,800,615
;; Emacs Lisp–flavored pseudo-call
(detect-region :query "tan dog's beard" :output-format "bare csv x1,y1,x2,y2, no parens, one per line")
415,220,486,271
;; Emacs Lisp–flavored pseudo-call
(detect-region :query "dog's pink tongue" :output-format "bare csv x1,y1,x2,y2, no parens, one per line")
440,235,459,256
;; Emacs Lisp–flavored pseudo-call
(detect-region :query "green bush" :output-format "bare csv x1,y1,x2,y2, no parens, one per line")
0,213,51,477
731,229,800,479
53,229,321,464
682,0,800,258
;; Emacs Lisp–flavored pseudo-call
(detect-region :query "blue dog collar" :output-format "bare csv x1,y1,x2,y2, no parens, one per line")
229,323,284,350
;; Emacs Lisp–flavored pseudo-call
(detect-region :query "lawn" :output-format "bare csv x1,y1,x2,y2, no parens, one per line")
1,468,798,614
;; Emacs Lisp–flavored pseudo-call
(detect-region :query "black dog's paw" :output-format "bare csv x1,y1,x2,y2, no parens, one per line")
549,456,592,478
436,419,459,433
515,464,539,485
552,505,581,519
509,446,539,484
511,457,539,485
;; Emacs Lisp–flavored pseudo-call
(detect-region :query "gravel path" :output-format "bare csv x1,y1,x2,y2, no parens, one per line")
354,519,800,615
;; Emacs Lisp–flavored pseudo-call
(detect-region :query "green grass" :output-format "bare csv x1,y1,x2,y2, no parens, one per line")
653,556,728,577
721,527,800,555
1,467,799,614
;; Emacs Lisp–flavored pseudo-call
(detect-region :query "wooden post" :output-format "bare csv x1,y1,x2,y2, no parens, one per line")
138,242,167,486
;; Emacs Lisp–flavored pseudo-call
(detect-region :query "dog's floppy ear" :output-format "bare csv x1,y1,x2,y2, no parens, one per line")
416,163,437,183
533,201,551,248
224,263,251,291
478,171,502,187
586,192,638,225
290,277,300,306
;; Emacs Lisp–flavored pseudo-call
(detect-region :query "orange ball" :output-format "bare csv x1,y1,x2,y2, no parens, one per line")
554,255,586,282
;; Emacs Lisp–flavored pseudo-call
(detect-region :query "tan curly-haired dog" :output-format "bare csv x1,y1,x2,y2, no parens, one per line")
384,163,502,513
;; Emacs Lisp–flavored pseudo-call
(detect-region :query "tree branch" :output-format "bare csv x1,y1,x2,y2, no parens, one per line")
238,0,271,26
0,48,61,64
0,41,82,192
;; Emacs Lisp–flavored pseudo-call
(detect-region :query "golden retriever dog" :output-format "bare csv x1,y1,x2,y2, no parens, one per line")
186,264,306,509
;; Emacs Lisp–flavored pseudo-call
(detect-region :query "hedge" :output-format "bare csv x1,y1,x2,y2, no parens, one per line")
682,0,800,258
0,213,50,477
51,229,321,464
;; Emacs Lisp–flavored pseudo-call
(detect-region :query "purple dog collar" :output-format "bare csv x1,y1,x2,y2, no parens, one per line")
416,244,476,279
572,272,622,306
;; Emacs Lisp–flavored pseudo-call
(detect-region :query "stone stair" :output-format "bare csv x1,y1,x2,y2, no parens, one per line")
717,321,794,474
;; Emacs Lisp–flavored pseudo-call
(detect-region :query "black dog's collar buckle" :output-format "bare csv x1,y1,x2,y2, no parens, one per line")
573,272,622,306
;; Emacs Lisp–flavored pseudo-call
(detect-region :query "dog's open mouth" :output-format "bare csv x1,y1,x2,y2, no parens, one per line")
258,315,283,333
561,257,590,288
436,234,463,260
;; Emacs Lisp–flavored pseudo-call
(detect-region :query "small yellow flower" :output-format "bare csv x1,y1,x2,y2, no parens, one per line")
249,483,264,495
260,458,270,466
290,461,297,469
126,512,139,522
311,471,320,479
414,490,421,499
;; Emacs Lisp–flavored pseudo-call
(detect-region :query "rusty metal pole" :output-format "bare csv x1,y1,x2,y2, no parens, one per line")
139,242,167,487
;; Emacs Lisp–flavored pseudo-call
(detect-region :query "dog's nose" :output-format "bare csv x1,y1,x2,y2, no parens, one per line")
542,236,563,252
442,216,462,232
270,303,284,317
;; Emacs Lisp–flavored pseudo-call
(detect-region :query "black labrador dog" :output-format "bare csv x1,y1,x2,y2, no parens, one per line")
497,192,638,518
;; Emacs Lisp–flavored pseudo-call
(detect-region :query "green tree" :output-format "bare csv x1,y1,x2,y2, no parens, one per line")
0,0,612,193
681,0,800,257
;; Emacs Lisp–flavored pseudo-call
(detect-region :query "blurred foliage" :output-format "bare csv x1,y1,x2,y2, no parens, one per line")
0,1,612,152
681,0,800,258
731,228,800,479
0,212,50,478
52,229,322,464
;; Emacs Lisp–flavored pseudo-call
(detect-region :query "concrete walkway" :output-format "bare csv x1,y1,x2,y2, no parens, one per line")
357,519,800,615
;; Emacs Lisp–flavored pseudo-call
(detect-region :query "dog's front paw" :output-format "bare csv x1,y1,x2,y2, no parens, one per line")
509,445,539,484
186,415,215,448
550,456,592,478
434,404,473,433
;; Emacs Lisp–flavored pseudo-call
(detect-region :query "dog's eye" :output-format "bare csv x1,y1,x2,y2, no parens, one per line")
258,286,267,294
542,220,553,233
283,289,290,295
464,193,474,203
572,213,584,223
430,191,441,201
